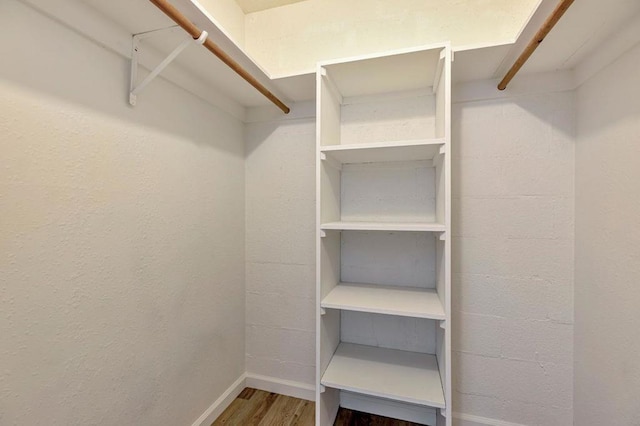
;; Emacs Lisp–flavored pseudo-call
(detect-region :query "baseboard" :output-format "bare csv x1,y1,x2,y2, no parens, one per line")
191,373,247,426
245,373,315,401
453,412,526,426
340,391,437,425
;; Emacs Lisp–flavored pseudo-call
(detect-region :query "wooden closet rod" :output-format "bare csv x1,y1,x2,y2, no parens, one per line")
498,0,574,90
148,0,290,114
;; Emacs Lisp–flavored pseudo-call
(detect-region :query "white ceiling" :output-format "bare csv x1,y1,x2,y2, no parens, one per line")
234,0,308,14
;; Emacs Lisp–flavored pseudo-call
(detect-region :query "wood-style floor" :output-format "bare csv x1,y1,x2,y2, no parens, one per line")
212,388,423,426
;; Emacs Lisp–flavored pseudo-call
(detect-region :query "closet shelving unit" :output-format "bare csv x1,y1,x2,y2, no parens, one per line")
315,44,452,426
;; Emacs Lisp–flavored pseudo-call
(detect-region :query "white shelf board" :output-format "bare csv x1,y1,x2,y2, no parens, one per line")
321,47,444,98
321,139,444,164
321,343,445,408
321,221,445,232
322,283,445,320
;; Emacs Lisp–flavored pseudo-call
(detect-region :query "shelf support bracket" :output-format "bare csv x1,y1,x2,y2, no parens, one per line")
320,230,327,238
439,232,446,241
320,385,326,393
319,152,342,171
432,145,446,168
440,320,447,330
129,28,208,106
320,307,327,316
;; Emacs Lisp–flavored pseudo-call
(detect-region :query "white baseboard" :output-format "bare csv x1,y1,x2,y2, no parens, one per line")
191,373,247,426
453,412,526,426
245,373,315,401
340,391,436,425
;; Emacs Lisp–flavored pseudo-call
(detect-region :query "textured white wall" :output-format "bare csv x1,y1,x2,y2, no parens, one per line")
452,92,575,426
244,0,540,77
341,160,436,222
340,94,436,144
0,2,245,425
244,117,316,386
575,44,640,426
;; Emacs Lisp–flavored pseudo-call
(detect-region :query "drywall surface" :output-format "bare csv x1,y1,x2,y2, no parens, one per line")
244,117,316,387
452,91,575,425
244,0,540,77
0,2,245,425
235,0,307,14
198,0,246,47
574,44,640,426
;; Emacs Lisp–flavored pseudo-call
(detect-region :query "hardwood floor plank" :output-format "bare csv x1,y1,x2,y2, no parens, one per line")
238,387,257,400
334,407,353,425
229,390,271,425
212,398,246,426
215,388,425,426
213,389,270,426
334,408,424,426
258,394,304,426
291,400,315,426
245,391,279,425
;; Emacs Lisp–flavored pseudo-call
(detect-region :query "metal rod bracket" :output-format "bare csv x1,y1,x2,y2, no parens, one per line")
129,27,208,106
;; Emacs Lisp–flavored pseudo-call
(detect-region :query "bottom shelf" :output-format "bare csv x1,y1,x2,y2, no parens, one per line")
321,343,445,408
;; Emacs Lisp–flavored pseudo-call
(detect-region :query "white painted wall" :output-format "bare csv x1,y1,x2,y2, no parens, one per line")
452,91,575,426
198,0,246,47
340,161,436,223
574,43,640,426
0,2,245,425
340,94,437,144
244,116,316,387
244,0,540,77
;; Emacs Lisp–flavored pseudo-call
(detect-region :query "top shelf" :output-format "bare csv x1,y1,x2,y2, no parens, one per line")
320,46,445,98
321,139,445,165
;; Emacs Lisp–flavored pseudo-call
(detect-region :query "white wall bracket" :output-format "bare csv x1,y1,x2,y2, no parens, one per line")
319,152,343,171
129,26,208,106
